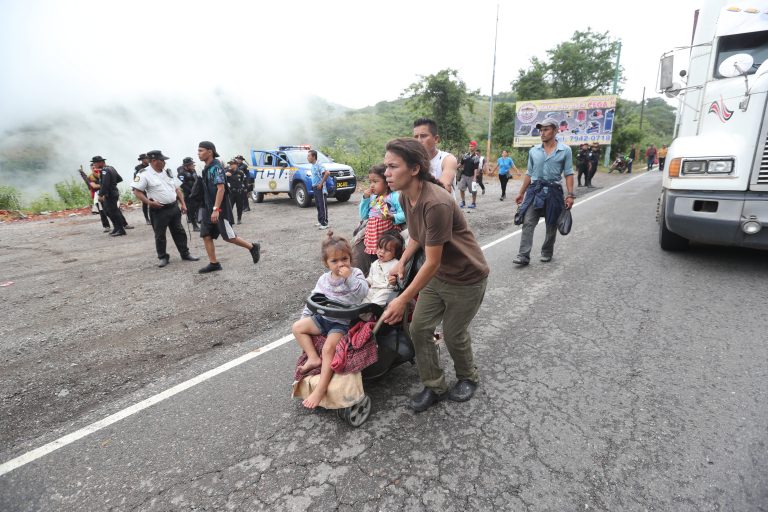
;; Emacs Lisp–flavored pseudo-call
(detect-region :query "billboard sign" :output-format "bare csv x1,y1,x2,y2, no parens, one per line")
514,95,618,147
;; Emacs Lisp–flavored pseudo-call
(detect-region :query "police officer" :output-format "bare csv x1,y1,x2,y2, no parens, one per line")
576,143,589,187
131,150,200,267
235,155,251,212
177,156,200,231
226,159,247,224
587,142,600,188
93,156,127,237
135,153,151,225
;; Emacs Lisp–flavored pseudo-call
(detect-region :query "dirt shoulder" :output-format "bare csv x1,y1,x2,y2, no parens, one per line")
0,173,628,453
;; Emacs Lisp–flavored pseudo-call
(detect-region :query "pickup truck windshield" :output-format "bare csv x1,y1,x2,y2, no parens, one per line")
714,29,768,78
285,150,332,165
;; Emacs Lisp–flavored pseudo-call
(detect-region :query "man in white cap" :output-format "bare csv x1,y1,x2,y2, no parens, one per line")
512,118,575,265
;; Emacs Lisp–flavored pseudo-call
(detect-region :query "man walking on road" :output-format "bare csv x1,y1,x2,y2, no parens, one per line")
658,144,668,172
646,144,657,171
458,141,479,208
93,156,127,237
512,118,575,265
474,149,486,195
132,150,199,268
197,141,261,273
412,118,458,195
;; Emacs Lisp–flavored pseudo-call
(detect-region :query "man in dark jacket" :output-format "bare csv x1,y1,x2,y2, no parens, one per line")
94,156,127,237
235,155,251,212
226,159,247,224
587,143,600,188
576,143,589,187
135,153,151,224
177,157,200,231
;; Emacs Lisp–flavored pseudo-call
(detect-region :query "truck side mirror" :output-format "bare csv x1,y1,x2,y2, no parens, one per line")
279,161,288,168
659,55,675,91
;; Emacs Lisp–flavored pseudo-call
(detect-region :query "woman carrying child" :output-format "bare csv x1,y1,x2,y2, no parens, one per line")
292,232,369,409
380,138,489,413
357,164,406,269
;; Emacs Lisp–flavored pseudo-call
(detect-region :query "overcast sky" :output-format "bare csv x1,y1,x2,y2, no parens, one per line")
1,0,699,131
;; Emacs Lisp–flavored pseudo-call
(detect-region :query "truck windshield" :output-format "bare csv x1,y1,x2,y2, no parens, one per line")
285,150,332,165
714,29,768,79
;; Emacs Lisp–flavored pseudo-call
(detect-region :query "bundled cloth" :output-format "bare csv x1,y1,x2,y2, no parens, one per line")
514,179,564,227
293,320,378,381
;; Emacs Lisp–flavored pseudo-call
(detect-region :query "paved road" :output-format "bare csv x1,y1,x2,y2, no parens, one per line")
2,173,767,511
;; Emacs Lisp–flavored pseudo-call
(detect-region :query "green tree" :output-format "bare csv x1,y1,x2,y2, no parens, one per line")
512,57,551,101
511,29,622,100
548,29,622,98
402,69,477,148
491,102,517,149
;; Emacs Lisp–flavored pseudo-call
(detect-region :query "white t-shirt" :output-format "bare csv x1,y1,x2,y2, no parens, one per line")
132,168,180,205
429,150,451,181
365,258,399,306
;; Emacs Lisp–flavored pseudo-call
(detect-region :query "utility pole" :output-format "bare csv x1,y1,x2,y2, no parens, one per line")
604,39,622,167
486,3,499,166
639,86,646,133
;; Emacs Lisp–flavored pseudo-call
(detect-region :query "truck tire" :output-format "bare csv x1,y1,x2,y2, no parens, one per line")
293,182,311,208
335,192,351,203
658,192,689,251
254,192,265,203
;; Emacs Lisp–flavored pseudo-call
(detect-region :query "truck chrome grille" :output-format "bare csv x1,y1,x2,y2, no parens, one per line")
759,133,768,184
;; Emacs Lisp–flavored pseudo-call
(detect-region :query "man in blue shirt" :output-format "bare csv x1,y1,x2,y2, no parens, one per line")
309,149,330,229
513,119,575,265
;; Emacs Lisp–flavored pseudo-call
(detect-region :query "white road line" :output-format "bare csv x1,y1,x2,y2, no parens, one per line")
0,171,655,477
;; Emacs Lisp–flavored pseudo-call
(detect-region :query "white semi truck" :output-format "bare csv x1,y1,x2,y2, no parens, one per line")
657,0,768,250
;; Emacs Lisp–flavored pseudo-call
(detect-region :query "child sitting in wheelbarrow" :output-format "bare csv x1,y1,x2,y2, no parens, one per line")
292,231,369,409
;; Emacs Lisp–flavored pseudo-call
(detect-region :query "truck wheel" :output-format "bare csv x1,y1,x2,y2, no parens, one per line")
658,193,688,251
335,192,351,203
255,192,264,203
293,183,311,208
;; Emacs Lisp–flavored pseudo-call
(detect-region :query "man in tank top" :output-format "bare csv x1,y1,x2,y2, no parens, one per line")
413,118,457,195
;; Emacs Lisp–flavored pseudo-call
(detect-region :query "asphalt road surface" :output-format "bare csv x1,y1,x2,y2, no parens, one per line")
2,172,767,511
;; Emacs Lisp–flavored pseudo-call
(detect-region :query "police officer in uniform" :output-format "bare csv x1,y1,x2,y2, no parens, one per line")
92,155,127,236
132,150,200,267
235,155,251,211
135,153,151,225
177,156,200,231
226,159,247,224
576,143,589,187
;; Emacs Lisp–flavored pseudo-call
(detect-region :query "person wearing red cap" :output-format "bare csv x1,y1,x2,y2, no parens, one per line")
457,141,480,208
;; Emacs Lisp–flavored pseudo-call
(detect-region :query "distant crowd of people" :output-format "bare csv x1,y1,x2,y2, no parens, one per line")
85,142,260,272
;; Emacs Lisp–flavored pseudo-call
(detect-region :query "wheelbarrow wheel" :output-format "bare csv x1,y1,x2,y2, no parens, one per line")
341,395,371,428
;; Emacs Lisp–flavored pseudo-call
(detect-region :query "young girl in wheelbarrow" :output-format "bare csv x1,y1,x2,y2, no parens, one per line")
292,231,369,409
